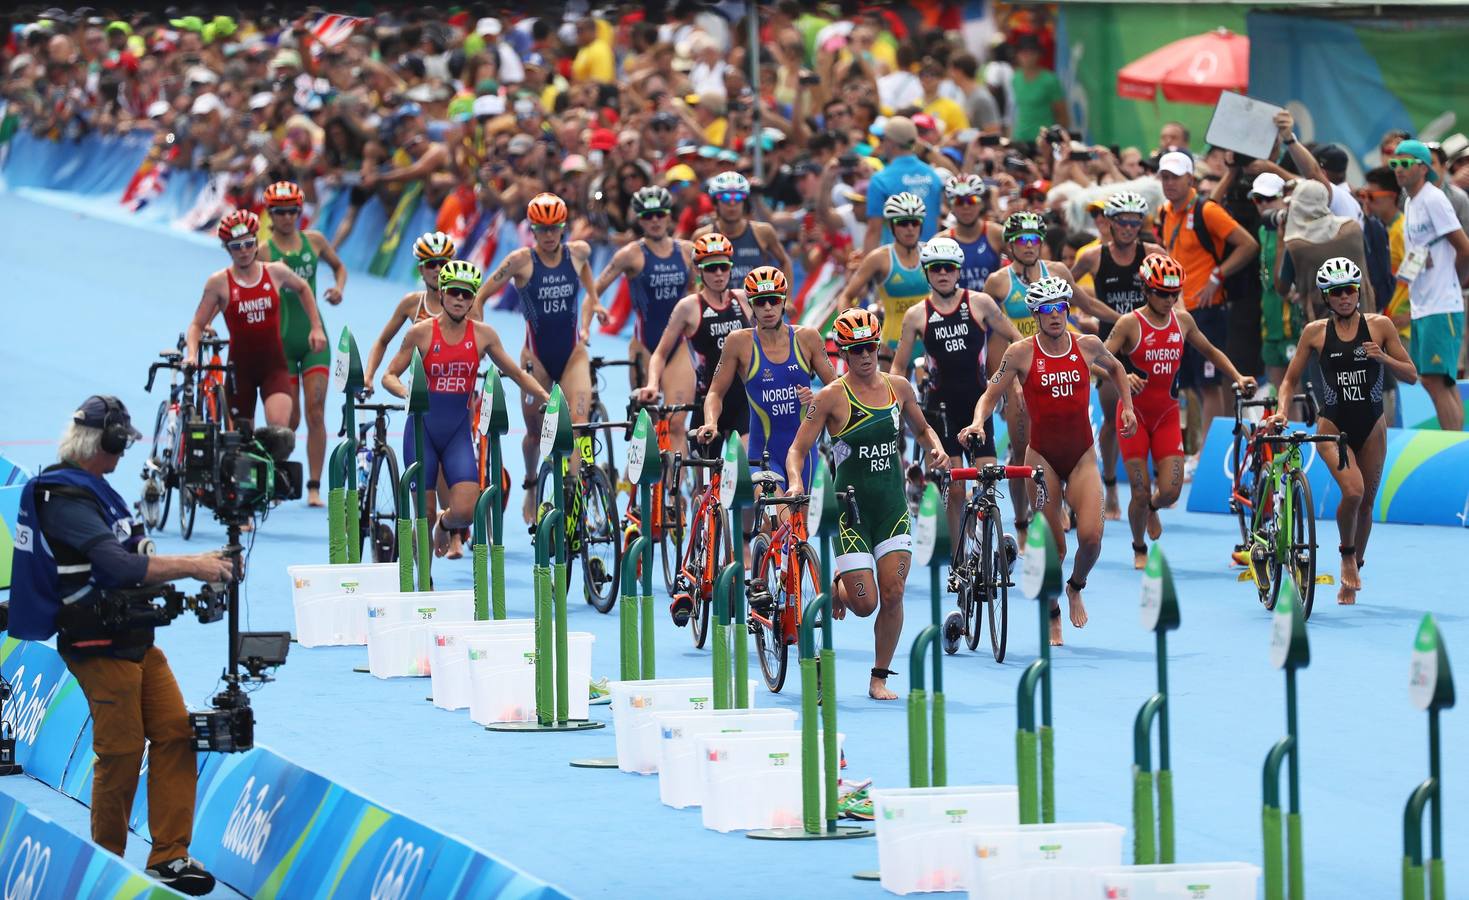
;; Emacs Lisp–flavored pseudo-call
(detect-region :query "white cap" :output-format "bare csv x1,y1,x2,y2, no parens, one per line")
186,66,218,85
147,99,171,119
1157,150,1194,177
476,17,502,36
472,94,505,118
190,93,223,116
248,91,274,110
1249,172,1286,199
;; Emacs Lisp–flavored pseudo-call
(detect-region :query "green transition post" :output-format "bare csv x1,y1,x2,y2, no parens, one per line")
1134,543,1181,864
396,462,420,591
1262,579,1310,900
619,409,660,681
472,366,511,620
327,440,352,564
1017,514,1062,824
488,385,602,733
712,433,753,710
909,481,951,787
337,327,364,562
407,349,432,591
1404,614,1454,900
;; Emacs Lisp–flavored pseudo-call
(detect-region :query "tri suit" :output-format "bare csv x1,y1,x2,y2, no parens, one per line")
689,291,750,438
1021,334,1093,481
404,318,480,490
832,377,911,574
521,247,581,382
268,235,331,379
1319,315,1384,455
746,326,815,484
922,291,994,457
628,240,689,351
223,266,294,424
1118,309,1185,464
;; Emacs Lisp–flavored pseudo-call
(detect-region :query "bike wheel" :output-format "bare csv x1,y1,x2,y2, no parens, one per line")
1287,469,1316,620
1229,431,1254,548
688,500,719,649
1250,475,1280,610
581,467,622,613
179,484,198,540
658,474,687,595
365,447,400,563
984,505,1009,663
952,503,983,652
750,535,787,693
590,401,618,489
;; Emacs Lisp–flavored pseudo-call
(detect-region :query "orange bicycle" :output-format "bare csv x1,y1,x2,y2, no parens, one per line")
667,447,732,648
177,335,233,539
626,399,701,593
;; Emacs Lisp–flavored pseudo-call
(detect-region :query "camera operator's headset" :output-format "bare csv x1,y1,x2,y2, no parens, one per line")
79,395,134,455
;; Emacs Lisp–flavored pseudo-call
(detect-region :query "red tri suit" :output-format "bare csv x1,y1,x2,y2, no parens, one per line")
1021,334,1093,480
1117,309,1185,463
223,267,293,423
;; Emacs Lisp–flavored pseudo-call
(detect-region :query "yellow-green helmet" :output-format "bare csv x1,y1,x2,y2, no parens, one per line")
439,260,483,293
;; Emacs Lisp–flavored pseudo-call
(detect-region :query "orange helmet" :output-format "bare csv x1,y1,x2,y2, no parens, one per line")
217,209,260,242
693,232,734,264
833,308,881,347
527,192,568,226
743,265,788,298
263,180,304,207
1139,252,1185,294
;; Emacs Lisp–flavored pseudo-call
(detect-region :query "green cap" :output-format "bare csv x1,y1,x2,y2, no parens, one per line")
106,21,132,36
448,96,475,123
169,15,205,33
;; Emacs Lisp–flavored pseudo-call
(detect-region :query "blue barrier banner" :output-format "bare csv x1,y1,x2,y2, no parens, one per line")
1,641,69,772
22,672,88,789
60,716,95,801
1187,417,1469,526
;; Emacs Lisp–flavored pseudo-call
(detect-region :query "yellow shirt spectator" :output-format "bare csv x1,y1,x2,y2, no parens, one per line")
923,96,969,137
572,38,614,84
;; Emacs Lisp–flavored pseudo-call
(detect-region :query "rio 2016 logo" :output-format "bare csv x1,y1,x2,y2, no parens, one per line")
369,837,425,900
220,776,286,865
3,836,50,900
4,665,60,746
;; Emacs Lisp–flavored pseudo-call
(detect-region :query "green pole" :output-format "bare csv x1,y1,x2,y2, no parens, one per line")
333,326,365,563
907,625,944,788
406,349,431,592
472,487,497,620
327,440,350,564
714,433,754,709
1017,513,1062,824
1136,544,1181,863
478,366,510,621
533,512,559,725
1404,613,1454,900
552,461,570,724
619,412,660,681
639,480,655,679
620,535,647,681
1262,579,1309,900
396,462,421,592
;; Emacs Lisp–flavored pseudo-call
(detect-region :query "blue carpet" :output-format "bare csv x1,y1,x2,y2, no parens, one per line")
0,192,1463,898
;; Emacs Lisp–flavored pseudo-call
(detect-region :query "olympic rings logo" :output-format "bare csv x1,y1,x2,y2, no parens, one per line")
3,837,50,900
369,837,424,900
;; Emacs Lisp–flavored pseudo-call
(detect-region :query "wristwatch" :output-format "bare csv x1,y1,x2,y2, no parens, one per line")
1282,135,1297,146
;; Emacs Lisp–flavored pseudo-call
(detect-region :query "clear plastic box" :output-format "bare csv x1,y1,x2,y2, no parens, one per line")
870,785,1020,894
287,563,400,647
1091,862,1262,900
696,729,841,832
609,678,755,774
363,591,475,677
467,632,595,724
429,620,535,710
653,707,796,807
967,822,1126,900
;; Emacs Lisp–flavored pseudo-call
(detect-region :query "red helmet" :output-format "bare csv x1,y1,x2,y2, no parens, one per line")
1139,252,1185,294
263,180,304,207
217,209,260,242
527,192,568,226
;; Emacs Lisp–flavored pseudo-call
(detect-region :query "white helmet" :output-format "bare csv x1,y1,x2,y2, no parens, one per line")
1103,190,1149,218
920,237,965,269
1025,275,1073,310
1316,256,1362,292
944,173,987,201
707,170,751,196
882,191,927,221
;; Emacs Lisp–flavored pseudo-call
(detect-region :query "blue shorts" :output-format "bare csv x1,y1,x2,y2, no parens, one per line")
403,393,479,491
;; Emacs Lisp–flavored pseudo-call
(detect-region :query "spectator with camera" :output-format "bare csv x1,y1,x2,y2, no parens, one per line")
7,396,232,896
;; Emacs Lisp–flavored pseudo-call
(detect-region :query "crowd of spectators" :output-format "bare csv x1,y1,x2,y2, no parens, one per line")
4,3,1467,439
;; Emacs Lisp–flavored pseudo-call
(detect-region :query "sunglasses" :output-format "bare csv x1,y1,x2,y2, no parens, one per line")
1326,284,1359,297
845,342,880,356
1032,301,1069,315
925,263,959,275
952,195,982,207
650,122,674,131
226,238,257,251
420,258,446,269
1111,217,1144,228
269,206,301,216
892,218,923,228
530,223,565,234
1388,158,1422,170
669,181,692,191
699,262,732,273
714,191,748,204
444,287,475,300
750,294,784,307
1012,234,1043,247
639,209,670,220
1359,189,1397,200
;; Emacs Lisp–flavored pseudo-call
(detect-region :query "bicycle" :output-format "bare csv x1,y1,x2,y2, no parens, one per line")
587,355,635,489
1228,386,1279,553
942,437,1047,662
533,418,626,612
1242,390,1346,620
146,337,232,540
346,401,404,563
140,349,194,533
626,398,701,594
667,447,732,649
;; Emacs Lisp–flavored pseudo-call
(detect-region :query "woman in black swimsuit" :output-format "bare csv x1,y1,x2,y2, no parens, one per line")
1272,258,1418,605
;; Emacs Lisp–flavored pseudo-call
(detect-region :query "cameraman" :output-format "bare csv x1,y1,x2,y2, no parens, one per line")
8,396,227,896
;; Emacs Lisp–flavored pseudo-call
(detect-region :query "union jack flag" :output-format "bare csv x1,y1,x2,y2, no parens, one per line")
310,14,369,50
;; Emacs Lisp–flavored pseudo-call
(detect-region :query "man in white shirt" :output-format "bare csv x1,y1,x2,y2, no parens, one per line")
1316,144,1365,224
1395,139,1469,430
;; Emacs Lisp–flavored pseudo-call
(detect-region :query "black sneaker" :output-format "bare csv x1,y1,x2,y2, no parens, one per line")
146,856,216,896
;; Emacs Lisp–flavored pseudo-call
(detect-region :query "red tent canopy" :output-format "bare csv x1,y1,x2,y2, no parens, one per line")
1116,28,1249,106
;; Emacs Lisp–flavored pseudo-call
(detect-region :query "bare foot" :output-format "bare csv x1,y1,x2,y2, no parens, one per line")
1146,507,1162,540
1048,610,1063,646
1065,581,1088,629
1104,488,1121,521
868,676,898,700
1133,547,1148,570
307,487,326,508
432,514,453,557
522,490,536,526
445,531,464,560
1339,556,1361,591
1337,583,1358,605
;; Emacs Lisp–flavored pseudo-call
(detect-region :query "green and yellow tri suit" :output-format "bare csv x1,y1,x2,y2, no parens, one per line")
269,234,331,378
831,376,911,573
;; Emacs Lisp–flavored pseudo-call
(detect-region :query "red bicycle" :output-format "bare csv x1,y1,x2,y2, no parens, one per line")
668,448,732,648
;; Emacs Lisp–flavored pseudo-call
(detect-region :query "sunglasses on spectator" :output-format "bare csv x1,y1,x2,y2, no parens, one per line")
1012,234,1043,247
924,263,959,275
1326,284,1359,297
444,287,475,300
639,209,670,220
750,294,784,307
1032,301,1070,315
1358,189,1397,200
226,238,257,251
1111,217,1144,228
1388,158,1423,169
892,218,922,228
420,259,446,269
669,181,692,191
699,262,732,273
715,191,748,204
530,223,565,234
844,342,880,356
952,195,983,207
269,206,301,216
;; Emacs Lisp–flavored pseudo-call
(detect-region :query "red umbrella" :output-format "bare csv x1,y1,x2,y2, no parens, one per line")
1116,28,1249,105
